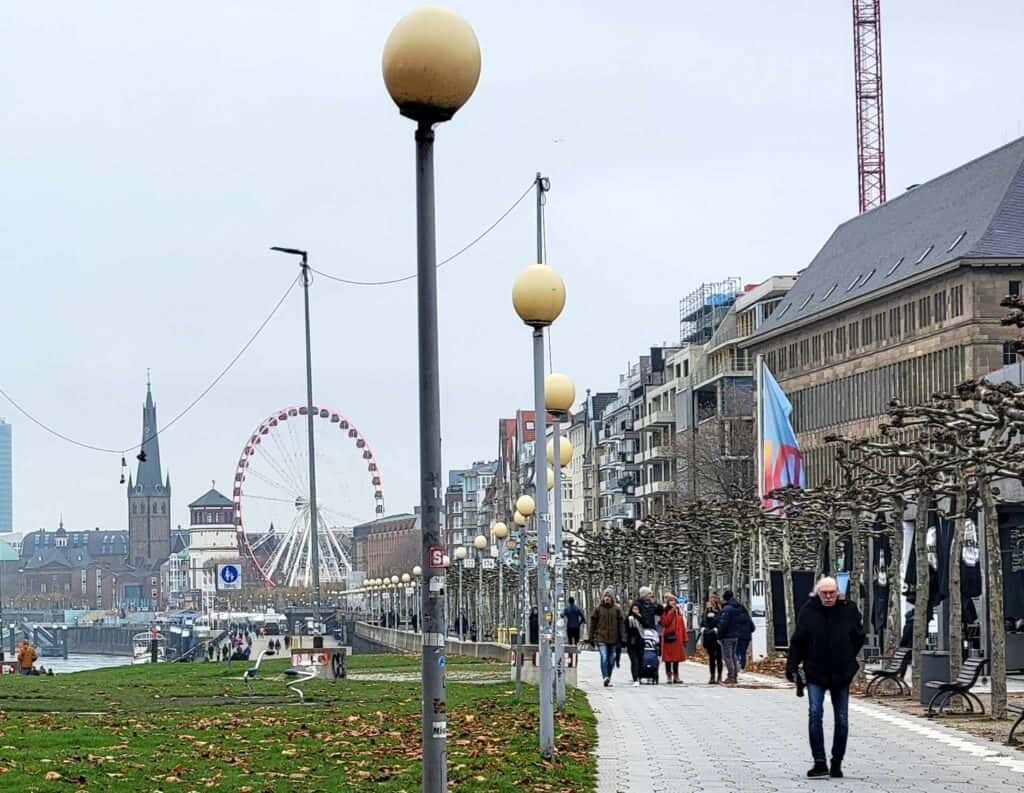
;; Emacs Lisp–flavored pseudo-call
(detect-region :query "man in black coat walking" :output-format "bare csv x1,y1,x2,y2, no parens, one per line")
786,576,865,779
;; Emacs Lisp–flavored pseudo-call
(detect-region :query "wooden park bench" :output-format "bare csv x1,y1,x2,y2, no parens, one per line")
865,647,911,696
1006,703,1023,746
925,656,989,716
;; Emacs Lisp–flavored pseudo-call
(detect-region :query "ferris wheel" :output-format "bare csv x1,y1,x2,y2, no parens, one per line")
233,405,385,588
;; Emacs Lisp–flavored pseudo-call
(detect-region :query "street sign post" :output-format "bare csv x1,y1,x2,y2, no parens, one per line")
217,563,242,591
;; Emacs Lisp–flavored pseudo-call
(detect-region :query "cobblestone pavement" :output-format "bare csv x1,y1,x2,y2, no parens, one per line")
577,654,1024,792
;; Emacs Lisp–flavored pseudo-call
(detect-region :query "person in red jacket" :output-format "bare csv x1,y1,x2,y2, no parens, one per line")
660,593,688,684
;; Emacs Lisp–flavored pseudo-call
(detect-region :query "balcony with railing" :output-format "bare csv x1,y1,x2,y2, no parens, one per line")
635,407,676,432
636,444,674,463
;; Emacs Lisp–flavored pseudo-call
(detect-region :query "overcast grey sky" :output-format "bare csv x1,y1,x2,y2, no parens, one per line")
3,1,1023,534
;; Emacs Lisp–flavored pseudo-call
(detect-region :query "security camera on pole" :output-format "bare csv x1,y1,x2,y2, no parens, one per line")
512,212,565,757
546,373,575,712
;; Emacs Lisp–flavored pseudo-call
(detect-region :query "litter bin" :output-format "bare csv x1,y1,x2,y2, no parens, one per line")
920,650,949,706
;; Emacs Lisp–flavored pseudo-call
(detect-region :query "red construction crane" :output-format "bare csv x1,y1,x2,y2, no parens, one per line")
853,0,887,212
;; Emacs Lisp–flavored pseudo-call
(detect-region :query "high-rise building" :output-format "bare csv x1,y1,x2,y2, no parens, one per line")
0,419,11,532
127,382,171,566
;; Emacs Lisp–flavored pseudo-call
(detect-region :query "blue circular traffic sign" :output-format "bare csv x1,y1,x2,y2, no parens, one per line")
220,564,239,584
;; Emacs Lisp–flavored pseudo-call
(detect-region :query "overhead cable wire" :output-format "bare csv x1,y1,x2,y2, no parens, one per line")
311,180,535,286
0,273,302,455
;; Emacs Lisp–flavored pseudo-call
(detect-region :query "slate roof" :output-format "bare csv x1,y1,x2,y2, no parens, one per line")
188,488,234,508
758,136,1024,336
20,529,128,561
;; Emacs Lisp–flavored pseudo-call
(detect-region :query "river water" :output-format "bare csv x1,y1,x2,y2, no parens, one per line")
30,653,133,674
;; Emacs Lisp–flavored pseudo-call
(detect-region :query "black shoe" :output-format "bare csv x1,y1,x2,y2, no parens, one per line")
807,762,829,778
829,761,843,778
603,677,610,687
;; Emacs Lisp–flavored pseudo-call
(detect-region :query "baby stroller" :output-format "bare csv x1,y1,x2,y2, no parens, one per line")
639,628,660,684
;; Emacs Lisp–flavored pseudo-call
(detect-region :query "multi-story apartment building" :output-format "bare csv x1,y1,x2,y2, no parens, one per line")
444,460,497,555
636,348,683,517
443,479,464,558
746,137,1024,485
597,369,641,528
0,419,11,532
677,277,795,501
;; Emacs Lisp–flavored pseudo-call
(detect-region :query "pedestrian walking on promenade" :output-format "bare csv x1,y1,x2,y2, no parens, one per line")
659,593,688,684
785,576,865,779
562,597,585,667
716,590,753,685
633,586,662,630
735,600,755,671
625,602,645,686
701,594,724,684
590,588,626,687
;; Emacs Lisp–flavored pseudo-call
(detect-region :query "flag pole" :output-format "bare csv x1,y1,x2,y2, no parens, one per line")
755,354,764,506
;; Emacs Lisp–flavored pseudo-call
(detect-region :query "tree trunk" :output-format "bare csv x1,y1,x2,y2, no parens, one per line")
761,527,776,653
885,504,904,657
948,491,965,681
979,476,1006,720
911,491,931,701
782,519,796,643
731,540,742,599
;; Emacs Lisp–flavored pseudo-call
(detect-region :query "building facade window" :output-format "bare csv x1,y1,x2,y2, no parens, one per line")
862,317,873,346
951,285,964,317
918,296,932,328
903,301,917,332
889,307,901,338
848,322,859,350
934,291,947,322
1004,341,1018,366
836,325,847,355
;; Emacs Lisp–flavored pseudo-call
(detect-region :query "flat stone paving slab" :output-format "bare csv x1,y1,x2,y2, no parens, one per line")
577,654,1024,792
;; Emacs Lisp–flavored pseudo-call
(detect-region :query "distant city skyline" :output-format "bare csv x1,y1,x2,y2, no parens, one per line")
0,419,11,532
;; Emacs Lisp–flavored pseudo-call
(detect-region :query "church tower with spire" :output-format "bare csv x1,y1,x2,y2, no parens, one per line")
127,379,172,566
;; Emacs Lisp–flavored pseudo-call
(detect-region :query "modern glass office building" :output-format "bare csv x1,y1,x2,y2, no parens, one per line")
0,419,10,532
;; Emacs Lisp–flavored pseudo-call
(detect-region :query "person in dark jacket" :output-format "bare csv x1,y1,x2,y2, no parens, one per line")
562,597,585,668
528,606,540,644
715,590,752,684
734,601,756,671
786,576,865,780
701,595,724,684
633,586,663,630
624,602,645,686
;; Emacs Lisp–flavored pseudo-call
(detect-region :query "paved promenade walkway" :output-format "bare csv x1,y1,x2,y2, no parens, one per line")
577,654,1024,792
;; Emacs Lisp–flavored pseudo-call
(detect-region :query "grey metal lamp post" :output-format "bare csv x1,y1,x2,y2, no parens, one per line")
546,374,575,712
382,8,481,791
511,232,567,758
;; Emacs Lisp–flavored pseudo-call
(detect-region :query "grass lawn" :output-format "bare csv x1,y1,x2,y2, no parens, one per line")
0,654,595,792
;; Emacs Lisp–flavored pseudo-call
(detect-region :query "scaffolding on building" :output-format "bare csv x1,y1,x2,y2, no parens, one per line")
678,278,742,346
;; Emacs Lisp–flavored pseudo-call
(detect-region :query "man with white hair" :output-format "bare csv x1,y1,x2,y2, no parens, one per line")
785,576,865,779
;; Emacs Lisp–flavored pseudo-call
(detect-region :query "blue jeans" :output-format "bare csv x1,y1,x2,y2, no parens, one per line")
735,638,750,669
597,642,616,680
807,683,849,764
